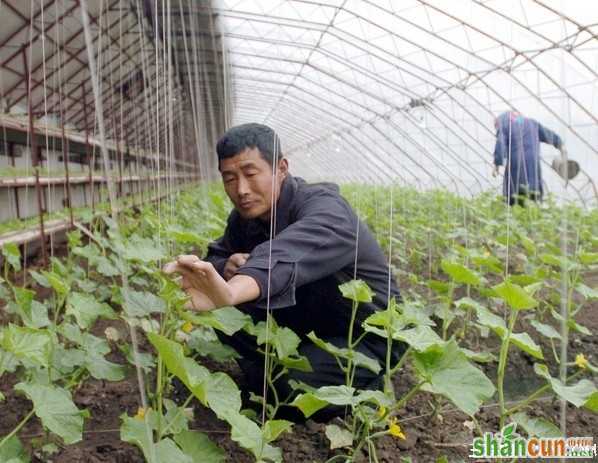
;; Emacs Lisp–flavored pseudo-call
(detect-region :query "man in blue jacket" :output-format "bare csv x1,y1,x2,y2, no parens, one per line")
493,111,567,206
164,123,403,419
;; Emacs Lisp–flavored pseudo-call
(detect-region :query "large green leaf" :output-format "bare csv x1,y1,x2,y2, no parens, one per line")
10,288,49,329
185,306,250,336
511,412,560,437
120,414,192,463
530,320,561,340
66,292,116,329
291,393,328,418
393,325,444,352
122,289,166,317
1,325,53,367
123,235,166,262
550,379,598,409
493,281,538,310
440,260,481,285
339,279,374,303
173,430,225,463
533,365,598,411
0,435,29,463
263,420,293,442
509,332,544,359
15,383,86,444
147,333,241,419
412,341,495,416
224,411,282,463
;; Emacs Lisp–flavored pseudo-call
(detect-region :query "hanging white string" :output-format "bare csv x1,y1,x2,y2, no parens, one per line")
79,2,155,461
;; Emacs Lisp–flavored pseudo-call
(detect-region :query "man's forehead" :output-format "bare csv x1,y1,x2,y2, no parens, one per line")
219,148,266,172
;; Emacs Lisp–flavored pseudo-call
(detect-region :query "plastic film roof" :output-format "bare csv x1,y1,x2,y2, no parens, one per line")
216,0,598,203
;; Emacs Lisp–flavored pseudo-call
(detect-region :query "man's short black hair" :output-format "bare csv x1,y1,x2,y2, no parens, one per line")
216,123,283,168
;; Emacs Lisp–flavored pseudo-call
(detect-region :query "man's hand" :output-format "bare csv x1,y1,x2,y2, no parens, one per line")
164,255,233,311
559,145,568,162
163,254,260,312
492,165,500,178
223,253,250,280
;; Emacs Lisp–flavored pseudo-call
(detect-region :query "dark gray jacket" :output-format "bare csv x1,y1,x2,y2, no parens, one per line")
205,175,401,340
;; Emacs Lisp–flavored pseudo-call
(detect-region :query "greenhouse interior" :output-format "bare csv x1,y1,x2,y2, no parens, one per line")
0,0,597,462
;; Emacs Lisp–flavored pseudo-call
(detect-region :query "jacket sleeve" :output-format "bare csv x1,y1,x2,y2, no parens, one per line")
493,129,507,166
538,123,563,149
235,190,358,309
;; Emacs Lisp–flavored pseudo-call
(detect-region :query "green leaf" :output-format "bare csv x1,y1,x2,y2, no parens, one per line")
29,270,50,288
291,393,328,418
43,270,69,300
550,378,597,408
15,383,86,445
263,420,293,442
224,412,282,463
493,281,538,310
440,260,481,286
530,320,561,340
120,414,155,462
511,412,560,437
428,280,450,295
186,307,250,336
155,438,193,463
576,283,598,300
95,256,120,277
325,424,353,449
339,279,374,303
474,306,506,333
412,341,495,416
534,365,598,411
509,332,544,359
307,332,380,374
122,289,166,317
393,326,444,352
2,243,21,272
187,336,239,363
584,392,598,412
578,251,598,265
2,325,53,367
11,288,49,329
123,235,166,262
0,435,29,463
460,348,496,363
121,415,193,463
173,430,225,463
67,292,116,329
147,333,241,419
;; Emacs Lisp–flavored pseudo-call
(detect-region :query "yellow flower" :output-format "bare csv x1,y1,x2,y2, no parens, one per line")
134,407,146,421
484,251,491,257
181,321,194,334
377,406,386,419
575,353,589,369
387,417,406,440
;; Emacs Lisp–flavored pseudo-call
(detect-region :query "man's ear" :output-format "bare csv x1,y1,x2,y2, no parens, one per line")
277,158,289,179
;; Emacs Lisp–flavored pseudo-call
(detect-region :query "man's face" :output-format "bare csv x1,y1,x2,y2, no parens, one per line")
220,147,288,221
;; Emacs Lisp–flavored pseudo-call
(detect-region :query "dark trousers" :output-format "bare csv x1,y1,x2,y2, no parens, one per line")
216,328,395,422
